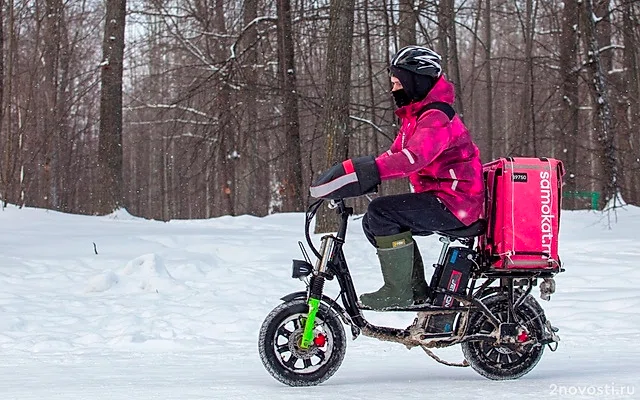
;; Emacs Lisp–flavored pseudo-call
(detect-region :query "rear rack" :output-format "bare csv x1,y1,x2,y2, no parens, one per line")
477,268,562,279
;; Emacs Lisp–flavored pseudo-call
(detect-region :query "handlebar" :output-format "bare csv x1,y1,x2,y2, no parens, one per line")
305,199,325,259
305,198,353,259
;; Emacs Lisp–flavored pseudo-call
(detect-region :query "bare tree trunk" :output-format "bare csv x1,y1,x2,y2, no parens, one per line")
97,0,126,213
623,0,640,204
55,11,73,213
0,0,4,150
522,0,537,155
382,0,394,128
161,136,169,220
398,0,416,47
0,0,19,206
42,0,63,209
146,135,155,216
560,0,580,209
0,0,8,206
363,0,378,155
467,0,482,156
438,0,450,70
277,0,304,212
446,0,464,118
213,0,235,216
381,0,413,198
242,0,267,216
484,0,494,161
315,0,355,233
11,0,26,207
580,0,617,207
594,1,612,74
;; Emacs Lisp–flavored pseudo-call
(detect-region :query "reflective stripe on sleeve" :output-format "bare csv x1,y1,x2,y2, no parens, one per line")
310,172,359,198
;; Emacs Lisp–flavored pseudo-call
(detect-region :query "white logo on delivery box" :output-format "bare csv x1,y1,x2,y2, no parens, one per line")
540,171,553,257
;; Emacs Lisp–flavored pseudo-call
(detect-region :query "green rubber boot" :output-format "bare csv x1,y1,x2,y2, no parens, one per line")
412,245,431,304
360,232,415,310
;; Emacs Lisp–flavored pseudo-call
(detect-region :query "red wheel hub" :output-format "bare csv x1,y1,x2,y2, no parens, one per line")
314,334,326,347
517,330,529,342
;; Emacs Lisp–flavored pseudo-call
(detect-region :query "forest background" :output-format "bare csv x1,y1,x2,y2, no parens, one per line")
0,0,638,231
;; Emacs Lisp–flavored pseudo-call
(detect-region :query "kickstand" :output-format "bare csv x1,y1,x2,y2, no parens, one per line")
420,346,469,367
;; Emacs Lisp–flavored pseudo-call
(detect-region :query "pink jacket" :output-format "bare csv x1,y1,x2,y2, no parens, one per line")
375,76,484,226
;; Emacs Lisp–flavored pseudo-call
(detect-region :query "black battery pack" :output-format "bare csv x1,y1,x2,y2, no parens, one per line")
430,247,474,307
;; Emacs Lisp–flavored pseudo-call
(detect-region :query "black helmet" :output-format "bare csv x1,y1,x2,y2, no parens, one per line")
391,46,442,78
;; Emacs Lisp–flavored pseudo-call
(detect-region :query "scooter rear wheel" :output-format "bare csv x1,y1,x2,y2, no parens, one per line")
258,299,346,386
461,294,545,380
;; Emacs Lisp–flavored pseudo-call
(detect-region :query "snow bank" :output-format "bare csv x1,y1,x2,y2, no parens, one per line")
85,253,183,293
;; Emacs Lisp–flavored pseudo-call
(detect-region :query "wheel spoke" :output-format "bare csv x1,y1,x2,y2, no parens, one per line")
293,317,304,330
315,350,326,363
493,348,503,363
276,343,289,355
284,354,300,370
486,347,496,361
303,358,313,369
505,353,513,364
511,344,525,357
276,325,292,339
316,320,328,331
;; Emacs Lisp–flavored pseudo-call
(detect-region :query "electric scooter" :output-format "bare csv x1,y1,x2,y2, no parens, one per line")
258,198,561,386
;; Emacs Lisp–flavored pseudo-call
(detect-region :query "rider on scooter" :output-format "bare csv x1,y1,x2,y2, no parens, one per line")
310,46,484,320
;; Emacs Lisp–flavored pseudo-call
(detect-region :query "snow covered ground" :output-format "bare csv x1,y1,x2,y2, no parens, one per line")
0,203,638,399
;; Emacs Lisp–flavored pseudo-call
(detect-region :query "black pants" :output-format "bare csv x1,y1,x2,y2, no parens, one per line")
362,192,465,246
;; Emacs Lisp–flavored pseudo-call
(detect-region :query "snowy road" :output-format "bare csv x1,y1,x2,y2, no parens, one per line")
1,344,637,399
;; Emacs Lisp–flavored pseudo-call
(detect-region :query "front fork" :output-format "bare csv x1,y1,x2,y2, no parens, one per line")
300,235,336,349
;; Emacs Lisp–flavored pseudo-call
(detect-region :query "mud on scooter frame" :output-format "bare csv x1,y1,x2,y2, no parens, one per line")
291,198,561,354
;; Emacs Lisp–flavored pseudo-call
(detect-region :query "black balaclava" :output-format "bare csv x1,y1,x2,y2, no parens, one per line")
390,66,436,106
392,89,412,108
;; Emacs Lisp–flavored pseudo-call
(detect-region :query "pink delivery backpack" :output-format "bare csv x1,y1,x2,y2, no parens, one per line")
481,157,565,270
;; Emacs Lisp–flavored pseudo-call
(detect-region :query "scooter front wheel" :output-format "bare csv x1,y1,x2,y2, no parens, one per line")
258,299,347,386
